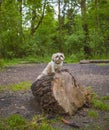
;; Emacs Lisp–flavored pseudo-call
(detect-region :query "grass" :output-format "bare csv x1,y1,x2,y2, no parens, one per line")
0,114,60,130
0,57,109,130
91,93,109,111
96,63,109,66
0,55,80,69
0,81,31,92
1,54,64,67
82,124,103,130
101,95,109,100
0,56,51,69
92,98,109,111
87,110,98,118
0,54,109,69
0,114,27,130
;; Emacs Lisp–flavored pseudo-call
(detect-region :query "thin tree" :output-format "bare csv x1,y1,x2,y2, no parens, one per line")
31,0,47,35
80,0,91,58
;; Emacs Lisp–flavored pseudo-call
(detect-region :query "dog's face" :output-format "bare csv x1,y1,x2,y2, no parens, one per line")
52,53,65,64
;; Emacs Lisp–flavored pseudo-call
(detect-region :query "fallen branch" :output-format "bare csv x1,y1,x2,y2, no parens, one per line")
62,118,79,128
80,60,109,64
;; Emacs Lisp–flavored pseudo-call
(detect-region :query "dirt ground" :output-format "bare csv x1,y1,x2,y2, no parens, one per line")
0,63,109,130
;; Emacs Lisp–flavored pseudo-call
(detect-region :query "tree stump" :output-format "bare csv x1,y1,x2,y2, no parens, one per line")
31,69,91,116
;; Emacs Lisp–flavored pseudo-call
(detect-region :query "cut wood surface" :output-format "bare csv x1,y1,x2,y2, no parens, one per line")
31,69,91,116
80,60,109,64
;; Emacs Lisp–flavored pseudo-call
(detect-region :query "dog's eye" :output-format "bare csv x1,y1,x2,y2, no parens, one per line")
56,55,59,58
60,55,63,58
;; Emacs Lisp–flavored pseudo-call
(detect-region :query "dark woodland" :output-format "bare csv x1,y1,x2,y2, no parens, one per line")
0,0,109,61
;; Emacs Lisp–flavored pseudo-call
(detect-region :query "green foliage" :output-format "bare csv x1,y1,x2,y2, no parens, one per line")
0,59,5,69
65,53,84,63
65,31,85,53
0,0,109,60
0,0,23,59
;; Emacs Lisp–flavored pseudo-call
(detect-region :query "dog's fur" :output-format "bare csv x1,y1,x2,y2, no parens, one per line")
36,53,65,80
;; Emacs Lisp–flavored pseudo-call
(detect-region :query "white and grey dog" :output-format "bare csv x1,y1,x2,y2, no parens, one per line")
36,52,65,80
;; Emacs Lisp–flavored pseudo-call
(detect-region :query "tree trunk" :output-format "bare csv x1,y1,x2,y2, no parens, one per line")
31,69,91,116
57,0,64,52
0,0,3,10
31,0,47,35
31,5,37,35
80,0,91,58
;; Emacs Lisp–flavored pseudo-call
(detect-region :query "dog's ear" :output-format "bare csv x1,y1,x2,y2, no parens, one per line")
60,53,65,60
62,53,65,59
52,53,56,61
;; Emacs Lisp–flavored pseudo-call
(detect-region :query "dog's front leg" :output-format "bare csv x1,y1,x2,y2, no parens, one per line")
51,64,55,73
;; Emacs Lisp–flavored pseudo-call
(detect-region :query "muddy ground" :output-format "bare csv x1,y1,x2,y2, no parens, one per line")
0,63,109,130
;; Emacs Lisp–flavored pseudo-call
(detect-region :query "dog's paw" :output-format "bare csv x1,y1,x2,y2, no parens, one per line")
51,72,55,75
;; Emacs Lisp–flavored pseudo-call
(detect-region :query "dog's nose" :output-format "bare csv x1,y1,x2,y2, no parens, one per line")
59,57,61,59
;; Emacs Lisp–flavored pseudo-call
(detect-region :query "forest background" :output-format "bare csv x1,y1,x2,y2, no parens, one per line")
0,0,109,64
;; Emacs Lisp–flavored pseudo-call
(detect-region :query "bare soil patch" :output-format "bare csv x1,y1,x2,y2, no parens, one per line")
0,63,109,129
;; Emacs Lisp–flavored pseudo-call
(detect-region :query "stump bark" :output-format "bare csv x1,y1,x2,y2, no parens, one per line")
31,69,91,116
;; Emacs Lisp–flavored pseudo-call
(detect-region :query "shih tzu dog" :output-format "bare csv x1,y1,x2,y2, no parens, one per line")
36,52,65,80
